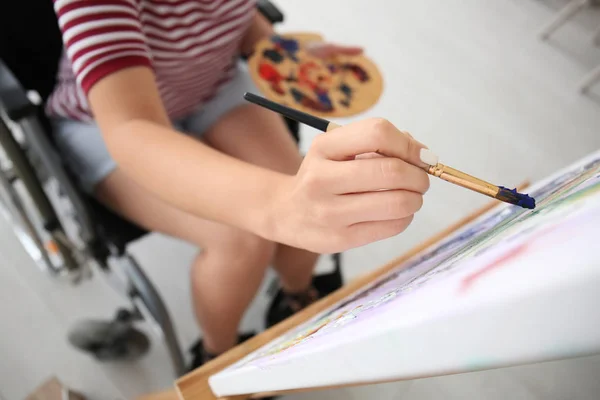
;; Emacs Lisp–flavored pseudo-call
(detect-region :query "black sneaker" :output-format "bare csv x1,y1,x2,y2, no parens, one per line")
187,333,279,399
266,286,319,328
266,254,344,329
188,331,256,371
312,254,344,296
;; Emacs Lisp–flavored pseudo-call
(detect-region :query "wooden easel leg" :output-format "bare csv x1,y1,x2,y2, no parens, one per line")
580,64,600,93
136,389,181,400
539,0,591,40
136,388,252,400
593,24,600,46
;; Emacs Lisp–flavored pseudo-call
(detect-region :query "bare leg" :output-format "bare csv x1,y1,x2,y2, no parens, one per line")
203,104,319,293
272,245,319,292
95,170,275,354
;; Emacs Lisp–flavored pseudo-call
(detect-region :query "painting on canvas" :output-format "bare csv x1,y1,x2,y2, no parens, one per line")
225,150,600,370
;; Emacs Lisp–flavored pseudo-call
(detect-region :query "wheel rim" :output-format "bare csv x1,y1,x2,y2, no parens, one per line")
0,167,56,273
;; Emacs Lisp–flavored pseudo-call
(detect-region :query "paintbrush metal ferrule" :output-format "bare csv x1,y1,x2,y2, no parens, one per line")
426,163,499,199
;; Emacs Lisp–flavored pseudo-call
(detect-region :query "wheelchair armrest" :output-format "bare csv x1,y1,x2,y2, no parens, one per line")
257,0,284,24
0,58,37,121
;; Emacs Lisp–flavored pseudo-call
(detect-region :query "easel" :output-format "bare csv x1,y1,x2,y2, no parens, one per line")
136,191,515,400
538,0,600,93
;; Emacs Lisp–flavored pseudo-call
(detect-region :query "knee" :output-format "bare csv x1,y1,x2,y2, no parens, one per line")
203,229,276,267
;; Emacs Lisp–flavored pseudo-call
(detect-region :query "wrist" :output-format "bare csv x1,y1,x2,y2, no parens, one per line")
254,172,292,243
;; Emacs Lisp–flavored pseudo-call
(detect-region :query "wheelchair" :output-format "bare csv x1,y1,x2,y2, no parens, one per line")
0,0,342,378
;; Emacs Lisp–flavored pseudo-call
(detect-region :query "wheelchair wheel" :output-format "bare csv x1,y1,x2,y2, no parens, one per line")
0,166,57,270
68,319,150,362
0,118,82,279
0,165,82,279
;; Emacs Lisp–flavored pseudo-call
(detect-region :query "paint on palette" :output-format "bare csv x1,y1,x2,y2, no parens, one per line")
232,156,600,368
249,33,383,118
258,35,371,112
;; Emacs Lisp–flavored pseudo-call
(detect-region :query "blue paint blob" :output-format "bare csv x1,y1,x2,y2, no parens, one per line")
339,83,352,97
271,35,300,62
499,186,537,209
315,88,333,108
290,88,304,103
262,48,284,63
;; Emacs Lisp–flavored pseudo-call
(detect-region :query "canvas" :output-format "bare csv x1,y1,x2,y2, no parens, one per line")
209,150,600,396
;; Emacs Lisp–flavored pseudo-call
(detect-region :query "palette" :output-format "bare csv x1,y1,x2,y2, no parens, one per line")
247,32,384,118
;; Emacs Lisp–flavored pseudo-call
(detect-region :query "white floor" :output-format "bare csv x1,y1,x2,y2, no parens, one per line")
2,0,600,399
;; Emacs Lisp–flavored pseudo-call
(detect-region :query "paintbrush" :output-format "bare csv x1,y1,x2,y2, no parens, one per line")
243,92,536,210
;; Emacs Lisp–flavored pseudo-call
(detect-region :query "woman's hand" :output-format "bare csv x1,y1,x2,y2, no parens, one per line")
304,41,364,59
240,9,363,60
266,118,435,254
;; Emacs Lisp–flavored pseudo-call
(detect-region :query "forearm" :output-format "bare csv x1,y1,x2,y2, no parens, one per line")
105,119,285,237
239,10,274,57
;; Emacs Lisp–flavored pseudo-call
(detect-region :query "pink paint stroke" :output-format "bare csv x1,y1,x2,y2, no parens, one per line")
459,243,529,294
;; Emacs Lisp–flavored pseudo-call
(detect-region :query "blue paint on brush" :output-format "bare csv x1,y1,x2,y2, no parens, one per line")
498,186,536,209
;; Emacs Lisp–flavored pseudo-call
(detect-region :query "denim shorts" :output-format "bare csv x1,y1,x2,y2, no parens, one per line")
51,63,259,193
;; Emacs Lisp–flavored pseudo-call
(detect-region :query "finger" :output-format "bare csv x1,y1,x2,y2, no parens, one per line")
306,43,363,58
354,152,383,160
400,129,413,139
400,130,431,153
313,118,438,168
327,44,363,56
333,190,423,225
325,157,430,194
345,215,414,249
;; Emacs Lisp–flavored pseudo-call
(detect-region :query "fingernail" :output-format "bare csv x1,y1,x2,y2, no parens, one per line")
420,148,439,165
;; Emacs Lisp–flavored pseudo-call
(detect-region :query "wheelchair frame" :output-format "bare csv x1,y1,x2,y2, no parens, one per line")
0,84,188,375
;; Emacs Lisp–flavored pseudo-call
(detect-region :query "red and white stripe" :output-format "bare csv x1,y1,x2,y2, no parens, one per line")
46,0,256,121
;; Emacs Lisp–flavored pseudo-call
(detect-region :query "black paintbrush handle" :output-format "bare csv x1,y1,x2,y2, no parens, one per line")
244,92,332,132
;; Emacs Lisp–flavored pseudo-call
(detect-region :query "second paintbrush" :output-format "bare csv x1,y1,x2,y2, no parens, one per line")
243,92,536,210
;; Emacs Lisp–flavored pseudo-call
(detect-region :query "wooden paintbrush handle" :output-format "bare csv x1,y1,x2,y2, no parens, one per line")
326,122,341,131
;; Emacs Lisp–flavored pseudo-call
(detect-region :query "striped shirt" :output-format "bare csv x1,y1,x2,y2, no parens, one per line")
46,0,257,121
